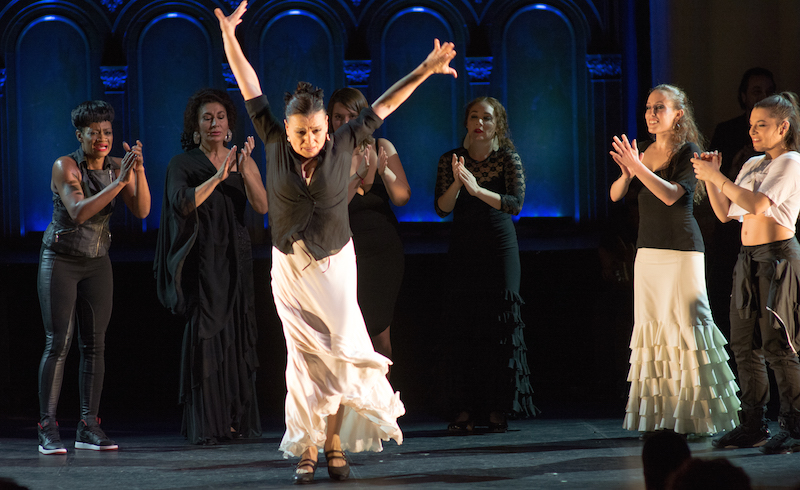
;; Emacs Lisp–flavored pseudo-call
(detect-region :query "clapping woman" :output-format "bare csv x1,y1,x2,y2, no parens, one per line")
610,85,739,437
693,92,800,454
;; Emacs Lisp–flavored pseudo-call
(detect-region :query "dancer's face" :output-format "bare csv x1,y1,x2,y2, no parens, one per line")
76,121,113,160
466,101,496,144
285,110,328,159
330,102,358,132
197,102,230,146
644,90,682,135
749,107,788,155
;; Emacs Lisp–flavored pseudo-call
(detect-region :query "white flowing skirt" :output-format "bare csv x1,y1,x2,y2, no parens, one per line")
271,239,404,458
624,248,740,434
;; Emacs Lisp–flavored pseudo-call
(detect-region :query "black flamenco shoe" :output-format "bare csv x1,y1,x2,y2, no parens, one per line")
448,412,474,432
324,449,351,481
487,412,508,433
293,458,318,484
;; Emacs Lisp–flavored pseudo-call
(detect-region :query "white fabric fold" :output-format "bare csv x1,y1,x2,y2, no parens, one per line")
271,239,404,458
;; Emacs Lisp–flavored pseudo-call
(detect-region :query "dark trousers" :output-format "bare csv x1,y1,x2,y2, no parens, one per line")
729,242,800,415
37,247,113,421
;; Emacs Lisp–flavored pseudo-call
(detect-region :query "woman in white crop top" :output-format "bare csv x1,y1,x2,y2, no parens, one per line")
693,92,800,454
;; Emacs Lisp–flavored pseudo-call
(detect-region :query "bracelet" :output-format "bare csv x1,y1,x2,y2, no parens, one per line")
720,180,728,192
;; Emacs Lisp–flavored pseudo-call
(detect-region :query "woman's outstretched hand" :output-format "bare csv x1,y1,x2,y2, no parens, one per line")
424,39,458,78
215,0,247,36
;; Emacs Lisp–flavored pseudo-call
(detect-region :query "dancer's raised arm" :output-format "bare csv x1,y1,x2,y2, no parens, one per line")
372,39,457,120
215,1,261,100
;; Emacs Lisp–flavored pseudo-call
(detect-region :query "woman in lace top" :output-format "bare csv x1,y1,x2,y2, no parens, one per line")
434,96,536,433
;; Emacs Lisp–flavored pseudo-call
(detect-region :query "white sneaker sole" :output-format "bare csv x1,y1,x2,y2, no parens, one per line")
39,445,67,455
74,442,119,451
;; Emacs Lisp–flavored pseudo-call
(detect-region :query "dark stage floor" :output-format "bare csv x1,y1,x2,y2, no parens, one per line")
1,417,799,489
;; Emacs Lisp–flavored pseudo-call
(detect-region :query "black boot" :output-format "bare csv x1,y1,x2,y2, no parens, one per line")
760,412,800,454
712,408,770,449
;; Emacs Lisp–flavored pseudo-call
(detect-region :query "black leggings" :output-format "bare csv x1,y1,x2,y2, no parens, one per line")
37,247,113,421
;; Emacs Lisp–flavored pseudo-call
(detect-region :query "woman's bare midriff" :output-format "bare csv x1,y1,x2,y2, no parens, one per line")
741,214,794,246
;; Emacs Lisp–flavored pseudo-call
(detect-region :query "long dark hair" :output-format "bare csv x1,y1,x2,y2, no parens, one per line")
327,87,374,149
180,88,237,151
463,96,515,151
754,92,800,152
650,84,706,202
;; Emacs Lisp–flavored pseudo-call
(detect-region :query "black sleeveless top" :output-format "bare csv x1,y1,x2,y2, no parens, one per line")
42,147,118,258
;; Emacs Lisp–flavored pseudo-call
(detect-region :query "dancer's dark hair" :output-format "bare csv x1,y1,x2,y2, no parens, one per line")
285,81,325,119
180,88,237,151
754,92,800,152
71,100,115,129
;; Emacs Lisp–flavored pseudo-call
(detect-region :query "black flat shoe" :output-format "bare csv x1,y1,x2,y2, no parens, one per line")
324,449,350,481
294,458,318,484
448,412,474,432
487,411,508,433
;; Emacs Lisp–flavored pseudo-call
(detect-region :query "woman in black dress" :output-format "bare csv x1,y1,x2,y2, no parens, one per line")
327,87,409,363
435,96,535,432
154,88,267,445
37,100,151,454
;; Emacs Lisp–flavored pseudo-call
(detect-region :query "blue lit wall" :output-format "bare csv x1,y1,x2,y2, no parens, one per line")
0,0,613,236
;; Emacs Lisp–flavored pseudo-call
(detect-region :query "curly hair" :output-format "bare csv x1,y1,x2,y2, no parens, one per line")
649,84,706,202
180,88,237,151
754,92,800,152
463,97,515,151
71,100,115,129
284,81,325,120
327,87,374,149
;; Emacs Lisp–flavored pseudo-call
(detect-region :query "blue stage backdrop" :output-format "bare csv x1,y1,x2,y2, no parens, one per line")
0,0,621,237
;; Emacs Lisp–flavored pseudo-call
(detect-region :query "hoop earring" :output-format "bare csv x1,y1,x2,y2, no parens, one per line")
225,130,232,143
193,132,200,145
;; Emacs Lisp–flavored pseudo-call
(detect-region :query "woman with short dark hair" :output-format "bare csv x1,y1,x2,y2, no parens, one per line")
37,100,150,454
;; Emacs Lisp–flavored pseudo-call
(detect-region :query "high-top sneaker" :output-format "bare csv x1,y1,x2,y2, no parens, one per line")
38,418,67,455
75,417,118,451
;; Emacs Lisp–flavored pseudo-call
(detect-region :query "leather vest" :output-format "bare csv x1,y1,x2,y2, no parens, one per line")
42,148,116,257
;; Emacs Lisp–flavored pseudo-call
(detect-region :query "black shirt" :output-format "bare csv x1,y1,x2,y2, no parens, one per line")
636,142,705,252
246,95,383,260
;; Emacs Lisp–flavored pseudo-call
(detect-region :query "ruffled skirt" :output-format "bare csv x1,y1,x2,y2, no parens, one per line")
624,248,740,434
271,239,404,458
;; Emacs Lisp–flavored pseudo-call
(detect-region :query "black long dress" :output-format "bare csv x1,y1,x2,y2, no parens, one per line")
349,174,405,336
154,148,261,444
434,145,537,418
